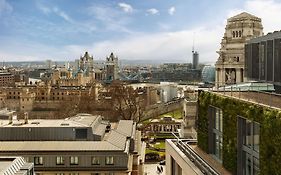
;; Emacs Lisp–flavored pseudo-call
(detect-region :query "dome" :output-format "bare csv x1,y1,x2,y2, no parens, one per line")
201,65,215,83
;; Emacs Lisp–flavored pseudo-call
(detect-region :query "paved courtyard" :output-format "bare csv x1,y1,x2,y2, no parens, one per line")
144,163,166,175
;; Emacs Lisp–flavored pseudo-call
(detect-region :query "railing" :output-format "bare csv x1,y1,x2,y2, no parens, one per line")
204,82,281,109
171,133,220,175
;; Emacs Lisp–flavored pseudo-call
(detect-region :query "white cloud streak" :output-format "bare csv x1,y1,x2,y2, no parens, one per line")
147,8,159,15
118,3,133,13
168,6,175,15
37,3,73,23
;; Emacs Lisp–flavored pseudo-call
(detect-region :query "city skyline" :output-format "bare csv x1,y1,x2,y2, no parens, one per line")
0,0,281,63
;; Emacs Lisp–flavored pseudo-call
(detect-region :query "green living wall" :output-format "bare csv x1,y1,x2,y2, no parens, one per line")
197,90,281,175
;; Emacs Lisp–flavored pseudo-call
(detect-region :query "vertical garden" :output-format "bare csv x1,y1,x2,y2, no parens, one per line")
197,90,281,175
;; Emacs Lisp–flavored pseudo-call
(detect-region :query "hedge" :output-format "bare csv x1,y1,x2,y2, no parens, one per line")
197,90,281,175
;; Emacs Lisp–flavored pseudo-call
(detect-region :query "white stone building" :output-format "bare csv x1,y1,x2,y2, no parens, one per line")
215,12,263,87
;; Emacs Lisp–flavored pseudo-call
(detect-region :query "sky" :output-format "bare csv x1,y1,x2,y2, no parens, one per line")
0,0,281,63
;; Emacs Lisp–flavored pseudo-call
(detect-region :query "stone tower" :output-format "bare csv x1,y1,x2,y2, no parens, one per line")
79,51,94,76
215,12,263,87
105,52,119,81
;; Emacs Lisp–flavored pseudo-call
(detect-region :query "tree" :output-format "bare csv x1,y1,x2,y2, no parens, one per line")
100,81,144,122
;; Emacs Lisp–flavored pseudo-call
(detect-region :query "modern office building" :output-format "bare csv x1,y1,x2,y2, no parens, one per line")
192,51,199,69
215,12,263,87
245,30,281,93
0,157,34,175
0,113,143,175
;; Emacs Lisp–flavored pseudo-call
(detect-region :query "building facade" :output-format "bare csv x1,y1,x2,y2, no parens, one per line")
245,31,281,93
215,12,263,87
0,72,15,87
149,116,181,134
197,90,281,175
192,51,199,69
0,114,143,175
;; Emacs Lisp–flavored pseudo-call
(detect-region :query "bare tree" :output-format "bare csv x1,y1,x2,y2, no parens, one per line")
100,81,144,122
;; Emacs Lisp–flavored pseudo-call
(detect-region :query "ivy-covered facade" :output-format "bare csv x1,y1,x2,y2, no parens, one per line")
197,90,281,175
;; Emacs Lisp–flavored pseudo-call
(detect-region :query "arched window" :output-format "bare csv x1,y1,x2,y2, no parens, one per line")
236,31,239,37
233,31,235,38
239,31,242,37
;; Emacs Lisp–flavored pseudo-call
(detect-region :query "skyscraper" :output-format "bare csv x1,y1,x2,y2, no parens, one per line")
192,51,199,69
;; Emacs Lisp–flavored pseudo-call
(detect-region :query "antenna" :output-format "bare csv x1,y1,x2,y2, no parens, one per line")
192,32,195,53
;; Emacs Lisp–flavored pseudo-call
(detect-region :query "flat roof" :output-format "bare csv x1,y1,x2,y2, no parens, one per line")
0,141,123,151
0,120,135,152
0,114,102,128
248,30,281,43
207,90,281,109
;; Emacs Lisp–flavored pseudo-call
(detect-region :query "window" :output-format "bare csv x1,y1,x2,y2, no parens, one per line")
105,156,114,165
56,156,64,165
34,156,43,165
56,173,64,175
208,106,223,161
233,31,235,38
238,116,260,175
70,156,79,165
92,157,100,165
239,31,242,37
69,173,79,175
75,129,87,139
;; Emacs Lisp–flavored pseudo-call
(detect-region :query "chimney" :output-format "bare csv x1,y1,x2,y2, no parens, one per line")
24,112,28,124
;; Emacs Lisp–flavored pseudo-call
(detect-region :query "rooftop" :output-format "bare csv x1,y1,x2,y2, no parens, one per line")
0,157,33,175
0,119,135,152
210,90,281,109
167,139,231,175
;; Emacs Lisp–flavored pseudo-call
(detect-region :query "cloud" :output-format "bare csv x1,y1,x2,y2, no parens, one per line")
36,3,51,14
245,0,281,33
0,0,12,15
52,7,73,23
227,0,281,33
88,4,133,33
3,0,281,64
118,3,133,13
168,6,175,15
147,8,159,15
37,3,73,23
60,26,222,64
